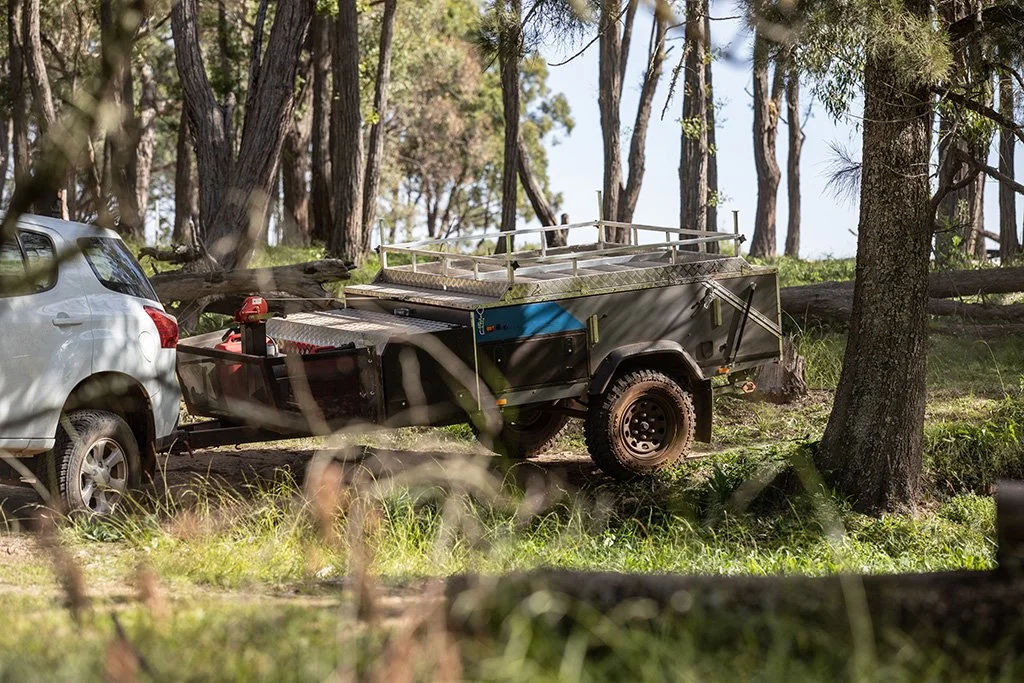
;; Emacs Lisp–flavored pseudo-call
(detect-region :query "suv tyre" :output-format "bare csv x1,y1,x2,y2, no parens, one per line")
52,410,141,515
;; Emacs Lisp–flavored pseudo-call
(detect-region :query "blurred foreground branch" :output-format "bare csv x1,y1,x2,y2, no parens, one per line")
149,259,352,321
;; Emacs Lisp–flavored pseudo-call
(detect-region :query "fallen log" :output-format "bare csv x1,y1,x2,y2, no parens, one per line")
781,266,1024,324
446,483,1024,648
150,259,352,309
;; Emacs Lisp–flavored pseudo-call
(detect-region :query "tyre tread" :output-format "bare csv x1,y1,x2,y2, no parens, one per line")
585,369,695,480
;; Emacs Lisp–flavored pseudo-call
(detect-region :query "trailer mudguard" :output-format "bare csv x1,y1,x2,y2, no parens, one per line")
589,341,713,443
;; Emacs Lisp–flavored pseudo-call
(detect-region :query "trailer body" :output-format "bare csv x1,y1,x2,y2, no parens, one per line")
175,222,782,476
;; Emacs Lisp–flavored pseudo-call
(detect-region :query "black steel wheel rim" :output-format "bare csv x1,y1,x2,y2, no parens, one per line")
620,392,676,460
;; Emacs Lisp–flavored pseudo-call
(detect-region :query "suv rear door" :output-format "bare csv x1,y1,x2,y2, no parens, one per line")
0,227,95,451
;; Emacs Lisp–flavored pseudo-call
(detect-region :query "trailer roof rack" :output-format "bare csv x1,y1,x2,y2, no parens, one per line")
346,220,761,309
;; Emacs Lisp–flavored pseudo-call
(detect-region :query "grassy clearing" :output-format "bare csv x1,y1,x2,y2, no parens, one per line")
5,251,1024,680
5,589,1022,682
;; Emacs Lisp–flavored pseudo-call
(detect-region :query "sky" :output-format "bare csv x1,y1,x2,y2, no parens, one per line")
537,4,1023,260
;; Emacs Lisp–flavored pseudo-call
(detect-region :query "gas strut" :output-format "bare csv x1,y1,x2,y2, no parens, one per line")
729,283,757,365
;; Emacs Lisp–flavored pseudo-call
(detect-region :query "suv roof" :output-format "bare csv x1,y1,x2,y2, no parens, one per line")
14,214,121,241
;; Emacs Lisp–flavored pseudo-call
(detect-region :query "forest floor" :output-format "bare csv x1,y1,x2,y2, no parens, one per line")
2,252,1023,680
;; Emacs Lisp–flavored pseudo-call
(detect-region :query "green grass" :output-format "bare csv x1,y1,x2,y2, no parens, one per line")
4,252,1024,680
759,256,857,288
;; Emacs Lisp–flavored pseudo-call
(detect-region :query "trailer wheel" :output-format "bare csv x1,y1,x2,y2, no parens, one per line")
51,410,142,516
475,404,569,459
585,369,695,479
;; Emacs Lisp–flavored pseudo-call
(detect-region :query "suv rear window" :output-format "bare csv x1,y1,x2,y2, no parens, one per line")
78,237,158,302
0,230,57,297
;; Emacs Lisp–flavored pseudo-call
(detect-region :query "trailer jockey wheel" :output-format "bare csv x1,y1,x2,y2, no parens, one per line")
475,403,569,459
585,369,695,480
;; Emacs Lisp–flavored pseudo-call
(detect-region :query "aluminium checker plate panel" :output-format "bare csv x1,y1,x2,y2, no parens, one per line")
266,309,460,351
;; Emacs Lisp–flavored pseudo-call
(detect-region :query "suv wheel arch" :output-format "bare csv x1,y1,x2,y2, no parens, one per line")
61,373,156,478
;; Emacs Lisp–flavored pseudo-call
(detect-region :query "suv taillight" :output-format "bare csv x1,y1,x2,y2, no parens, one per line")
144,306,179,349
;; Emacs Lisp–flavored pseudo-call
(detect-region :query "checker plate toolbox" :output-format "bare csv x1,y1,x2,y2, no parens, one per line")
174,221,782,449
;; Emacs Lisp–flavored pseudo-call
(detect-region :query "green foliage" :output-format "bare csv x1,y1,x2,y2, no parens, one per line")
796,0,952,119
766,256,857,287
925,392,1024,494
381,0,573,239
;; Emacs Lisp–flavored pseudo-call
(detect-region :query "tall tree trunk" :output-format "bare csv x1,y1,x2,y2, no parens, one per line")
998,64,1018,263
310,15,332,245
598,0,625,242
282,90,312,247
748,30,783,259
935,0,990,264
133,63,157,234
173,107,198,245
172,0,311,268
679,0,709,250
361,0,398,252
703,9,718,252
328,0,363,262
0,118,11,207
22,0,66,218
784,57,802,258
618,6,667,227
969,164,986,259
100,0,144,239
516,133,565,247
7,0,29,196
495,0,522,254
818,0,934,514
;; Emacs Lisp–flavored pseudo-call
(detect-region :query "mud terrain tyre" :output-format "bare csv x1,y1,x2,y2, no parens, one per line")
52,410,141,516
585,369,695,480
475,404,569,459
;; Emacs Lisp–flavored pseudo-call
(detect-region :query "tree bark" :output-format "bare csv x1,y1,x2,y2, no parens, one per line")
310,15,332,245
99,0,144,239
7,0,29,195
172,0,312,269
516,134,565,247
0,119,10,208
679,0,709,248
598,1,625,242
495,0,522,253
748,30,782,259
328,0,364,262
447,569,1024,648
619,8,667,227
703,10,718,250
818,2,934,514
998,64,1018,263
935,0,992,263
781,282,1024,326
784,58,802,258
22,0,66,218
753,336,807,404
173,107,198,246
150,259,351,319
133,64,157,233
361,0,398,252
281,46,314,248
782,265,1024,319
282,101,312,247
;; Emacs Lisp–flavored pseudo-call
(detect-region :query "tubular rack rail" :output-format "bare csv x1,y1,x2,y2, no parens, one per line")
377,220,744,286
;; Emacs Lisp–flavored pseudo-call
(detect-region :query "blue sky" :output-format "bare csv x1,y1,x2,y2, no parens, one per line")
538,5,1022,259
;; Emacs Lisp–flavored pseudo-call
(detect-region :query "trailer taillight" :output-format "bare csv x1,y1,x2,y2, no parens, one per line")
144,306,179,348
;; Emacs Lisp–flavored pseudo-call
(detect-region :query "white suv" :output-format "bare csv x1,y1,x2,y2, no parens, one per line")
0,215,181,514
